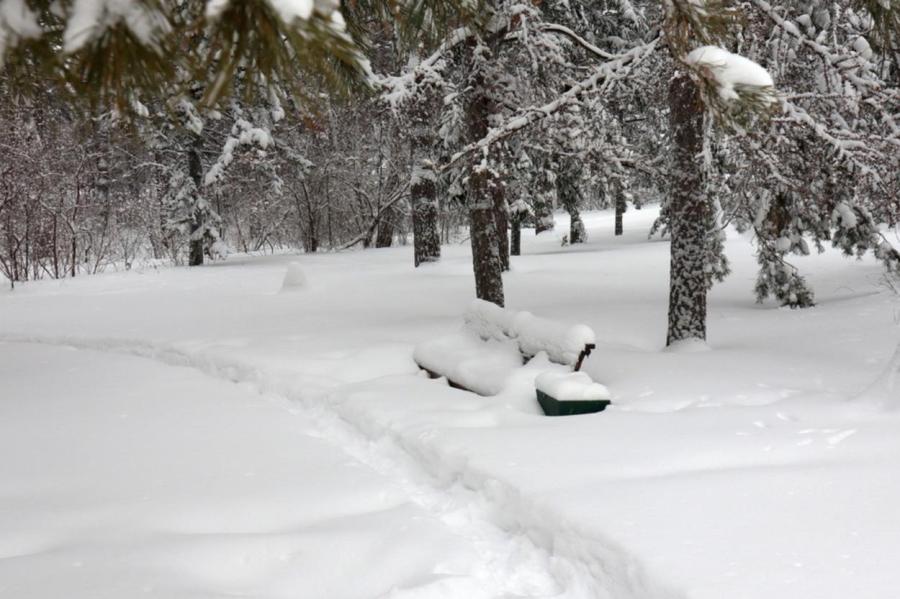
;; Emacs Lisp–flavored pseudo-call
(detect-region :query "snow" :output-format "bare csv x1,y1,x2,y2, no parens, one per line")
535,371,610,401
2,206,900,599
268,0,314,23
832,201,858,228
0,0,41,61
416,300,596,395
191,0,322,25
852,36,873,60
413,331,525,396
664,337,711,353
63,0,171,53
0,343,544,598
280,261,308,291
205,119,274,186
513,312,595,366
205,0,230,20
463,298,518,342
685,46,775,102
461,299,596,366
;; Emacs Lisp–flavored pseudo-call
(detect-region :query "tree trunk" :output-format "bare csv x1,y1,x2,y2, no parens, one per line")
569,210,586,243
187,140,204,267
557,157,585,244
375,205,395,248
305,196,318,253
469,170,504,306
492,182,509,271
465,52,505,306
615,186,626,236
534,199,554,234
411,160,441,267
510,213,522,256
666,71,710,346
51,212,59,278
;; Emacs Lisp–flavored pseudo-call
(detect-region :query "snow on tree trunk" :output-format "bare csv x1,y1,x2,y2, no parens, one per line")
411,160,440,267
375,206,395,248
468,175,505,307
568,208,586,244
493,183,510,271
510,213,522,256
466,63,505,307
509,198,529,258
615,185,626,237
407,90,441,267
666,71,710,346
557,157,585,244
534,199,554,235
187,140,204,267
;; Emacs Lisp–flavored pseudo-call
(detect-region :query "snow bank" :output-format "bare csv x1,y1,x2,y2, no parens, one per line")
280,261,308,291
536,371,610,401
685,45,774,102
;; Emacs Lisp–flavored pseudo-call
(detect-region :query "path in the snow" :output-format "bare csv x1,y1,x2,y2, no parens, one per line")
0,340,619,599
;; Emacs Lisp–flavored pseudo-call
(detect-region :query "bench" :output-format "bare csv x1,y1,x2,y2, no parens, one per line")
414,300,611,415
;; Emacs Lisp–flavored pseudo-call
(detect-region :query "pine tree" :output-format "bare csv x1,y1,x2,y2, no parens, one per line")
465,38,505,306
665,69,711,344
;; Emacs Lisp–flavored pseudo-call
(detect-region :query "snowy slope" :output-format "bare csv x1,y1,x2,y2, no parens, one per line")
2,206,899,599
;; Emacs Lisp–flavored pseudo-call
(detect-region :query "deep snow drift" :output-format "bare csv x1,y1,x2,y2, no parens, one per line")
2,206,899,599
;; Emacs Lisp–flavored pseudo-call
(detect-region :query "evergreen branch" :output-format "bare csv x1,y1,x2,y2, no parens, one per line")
442,35,661,171
750,0,886,95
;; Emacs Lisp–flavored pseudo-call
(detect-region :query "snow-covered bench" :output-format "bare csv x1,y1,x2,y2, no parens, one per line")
414,300,610,415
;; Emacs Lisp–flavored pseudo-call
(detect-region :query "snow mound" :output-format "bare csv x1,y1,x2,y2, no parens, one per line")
280,262,308,291
514,311,596,366
413,332,524,396
685,45,774,102
463,299,517,343
463,299,596,367
535,371,610,401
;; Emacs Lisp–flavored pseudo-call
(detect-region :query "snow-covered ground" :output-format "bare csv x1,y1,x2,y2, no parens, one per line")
2,206,899,599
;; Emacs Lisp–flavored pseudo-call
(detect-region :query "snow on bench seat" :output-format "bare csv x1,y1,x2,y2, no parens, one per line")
513,311,596,367
414,300,598,397
413,332,523,397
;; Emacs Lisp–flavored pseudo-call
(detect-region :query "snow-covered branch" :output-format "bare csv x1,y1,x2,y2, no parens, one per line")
443,35,661,171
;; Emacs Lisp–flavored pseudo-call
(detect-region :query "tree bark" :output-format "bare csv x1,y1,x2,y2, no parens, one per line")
187,139,204,267
666,71,710,346
615,185,626,236
510,212,522,256
408,88,442,267
534,198,554,235
558,157,585,244
464,51,505,306
469,169,504,306
375,205,395,248
411,160,441,266
492,182,509,270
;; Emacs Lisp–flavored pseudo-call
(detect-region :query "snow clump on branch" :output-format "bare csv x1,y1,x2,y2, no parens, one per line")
685,45,774,102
